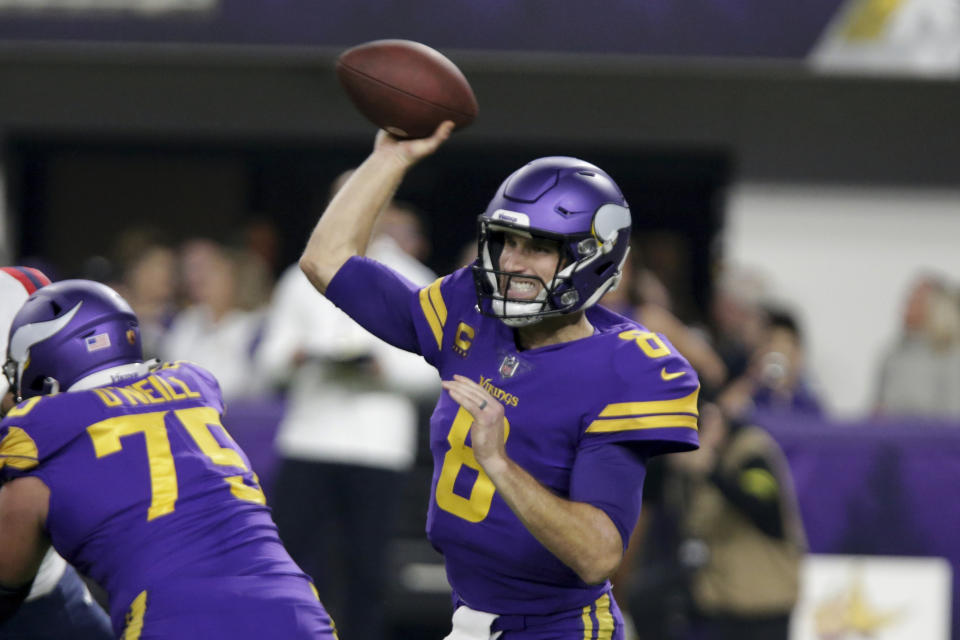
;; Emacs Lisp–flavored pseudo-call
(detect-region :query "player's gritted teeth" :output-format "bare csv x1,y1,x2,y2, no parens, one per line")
503,275,541,300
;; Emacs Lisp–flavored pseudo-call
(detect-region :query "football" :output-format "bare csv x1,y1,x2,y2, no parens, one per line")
336,39,478,139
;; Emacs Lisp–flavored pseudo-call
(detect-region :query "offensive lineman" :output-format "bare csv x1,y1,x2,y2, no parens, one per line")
0,280,336,639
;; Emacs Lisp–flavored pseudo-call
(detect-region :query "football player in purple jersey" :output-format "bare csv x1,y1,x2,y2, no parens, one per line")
0,280,337,639
299,121,701,640
0,267,113,640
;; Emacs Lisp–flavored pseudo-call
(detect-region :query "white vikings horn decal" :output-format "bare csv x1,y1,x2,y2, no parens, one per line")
592,204,631,244
9,301,83,363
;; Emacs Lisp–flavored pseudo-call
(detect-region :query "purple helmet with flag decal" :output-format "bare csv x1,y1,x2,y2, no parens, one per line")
3,279,142,402
472,156,632,327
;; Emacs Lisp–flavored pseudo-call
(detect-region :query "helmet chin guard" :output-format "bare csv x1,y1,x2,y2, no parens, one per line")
472,156,632,327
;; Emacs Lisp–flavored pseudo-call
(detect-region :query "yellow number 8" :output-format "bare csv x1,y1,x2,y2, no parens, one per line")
618,329,671,359
435,407,510,523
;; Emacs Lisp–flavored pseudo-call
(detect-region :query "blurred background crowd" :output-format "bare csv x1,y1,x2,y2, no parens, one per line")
16,204,960,426
1,1,959,638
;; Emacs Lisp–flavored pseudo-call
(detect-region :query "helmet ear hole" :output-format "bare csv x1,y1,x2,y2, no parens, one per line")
27,374,46,395
595,261,614,277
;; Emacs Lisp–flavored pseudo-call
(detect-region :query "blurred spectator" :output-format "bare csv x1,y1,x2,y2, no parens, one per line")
874,273,960,418
160,237,268,400
255,178,439,640
238,216,283,279
109,228,179,359
672,400,806,639
718,306,825,419
78,254,116,284
709,263,770,382
635,230,701,324
628,400,806,640
376,201,431,264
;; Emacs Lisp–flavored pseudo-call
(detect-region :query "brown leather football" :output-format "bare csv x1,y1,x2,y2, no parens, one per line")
336,39,478,139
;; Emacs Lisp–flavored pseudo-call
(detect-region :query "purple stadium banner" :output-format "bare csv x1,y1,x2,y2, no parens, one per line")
0,0,845,59
756,409,960,640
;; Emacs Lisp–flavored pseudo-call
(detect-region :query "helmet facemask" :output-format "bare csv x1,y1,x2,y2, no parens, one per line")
473,223,569,327
473,212,631,327
471,156,634,328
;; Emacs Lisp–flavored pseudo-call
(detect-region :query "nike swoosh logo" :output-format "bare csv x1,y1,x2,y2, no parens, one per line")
660,367,686,381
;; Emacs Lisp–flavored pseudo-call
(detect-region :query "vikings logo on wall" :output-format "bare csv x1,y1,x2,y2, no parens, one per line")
791,554,952,640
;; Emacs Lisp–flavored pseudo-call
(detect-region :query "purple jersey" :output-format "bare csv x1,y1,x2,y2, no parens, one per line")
327,258,699,615
0,361,334,639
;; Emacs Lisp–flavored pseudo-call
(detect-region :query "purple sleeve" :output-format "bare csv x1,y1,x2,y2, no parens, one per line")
324,256,423,354
570,443,648,549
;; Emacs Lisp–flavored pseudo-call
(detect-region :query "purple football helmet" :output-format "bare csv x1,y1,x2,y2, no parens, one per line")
3,279,142,402
472,156,632,327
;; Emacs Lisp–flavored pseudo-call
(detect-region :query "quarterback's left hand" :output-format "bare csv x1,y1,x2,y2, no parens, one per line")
441,375,508,470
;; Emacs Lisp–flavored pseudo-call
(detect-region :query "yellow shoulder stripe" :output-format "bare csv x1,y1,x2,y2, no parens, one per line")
418,277,447,350
5,396,42,418
0,427,40,471
586,414,699,433
597,387,700,418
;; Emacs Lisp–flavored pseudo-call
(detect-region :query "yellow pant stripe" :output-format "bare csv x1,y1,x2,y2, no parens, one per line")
581,603,594,640
121,590,147,640
596,593,615,640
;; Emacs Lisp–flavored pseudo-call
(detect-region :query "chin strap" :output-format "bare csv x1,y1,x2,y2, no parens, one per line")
0,579,34,623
